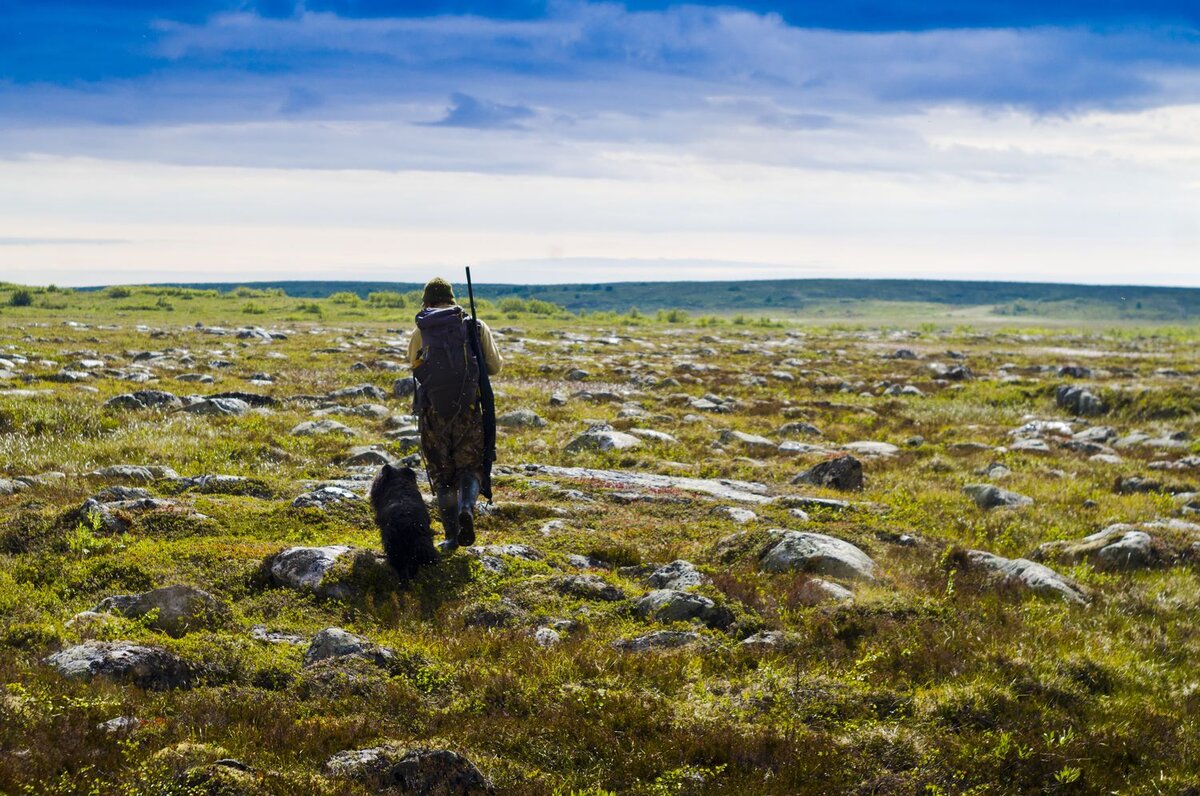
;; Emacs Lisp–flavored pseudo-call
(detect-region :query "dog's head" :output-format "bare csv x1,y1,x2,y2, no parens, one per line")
369,463,419,505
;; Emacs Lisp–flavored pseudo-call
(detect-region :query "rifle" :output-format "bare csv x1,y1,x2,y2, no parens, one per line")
465,267,496,502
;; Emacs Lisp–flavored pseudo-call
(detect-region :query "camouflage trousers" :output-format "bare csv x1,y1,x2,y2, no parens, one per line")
418,406,485,490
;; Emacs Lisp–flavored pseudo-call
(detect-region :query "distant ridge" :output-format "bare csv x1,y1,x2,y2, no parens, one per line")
76,278,1200,319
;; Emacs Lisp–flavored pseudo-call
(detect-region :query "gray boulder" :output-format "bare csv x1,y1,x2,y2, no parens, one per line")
291,419,354,436
496,409,547,428
0,478,30,496
267,545,390,600
565,426,642,453
183,397,249,416
324,744,494,795
327,383,388,402
88,464,180,482
713,505,757,524
96,584,228,637
45,641,193,690
392,377,416,398
636,589,732,629
304,627,394,668
613,630,700,652
759,530,877,582
791,455,864,491
718,430,776,451
553,574,625,601
841,441,899,457
964,550,1088,604
778,422,822,437
1036,525,1157,571
1056,385,1106,416
342,447,396,467
963,484,1033,509
104,390,183,411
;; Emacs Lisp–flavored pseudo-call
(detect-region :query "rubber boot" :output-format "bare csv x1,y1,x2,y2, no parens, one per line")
436,486,460,553
457,471,481,547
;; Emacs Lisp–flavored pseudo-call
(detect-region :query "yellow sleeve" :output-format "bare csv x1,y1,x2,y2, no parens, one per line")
408,327,422,369
479,321,503,376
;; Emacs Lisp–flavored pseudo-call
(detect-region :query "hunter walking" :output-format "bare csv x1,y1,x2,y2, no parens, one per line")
408,277,502,552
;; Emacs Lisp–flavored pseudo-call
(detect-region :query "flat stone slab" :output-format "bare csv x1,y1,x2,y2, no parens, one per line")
521,464,773,504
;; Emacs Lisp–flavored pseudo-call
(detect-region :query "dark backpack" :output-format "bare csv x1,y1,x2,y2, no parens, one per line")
413,306,480,418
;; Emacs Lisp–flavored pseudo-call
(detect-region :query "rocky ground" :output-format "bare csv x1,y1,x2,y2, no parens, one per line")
1,311,1199,794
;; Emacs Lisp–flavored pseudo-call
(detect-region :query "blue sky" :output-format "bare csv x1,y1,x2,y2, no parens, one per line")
2,1,1198,286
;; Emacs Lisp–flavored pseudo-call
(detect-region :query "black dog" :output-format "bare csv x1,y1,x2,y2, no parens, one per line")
369,464,439,580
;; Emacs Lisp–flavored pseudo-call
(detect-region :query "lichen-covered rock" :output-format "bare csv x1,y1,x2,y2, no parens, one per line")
759,530,877,582
964,550,1088,604
45,641,194,690
324,744,494,795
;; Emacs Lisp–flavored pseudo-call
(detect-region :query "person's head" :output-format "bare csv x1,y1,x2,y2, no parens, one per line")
422,277,455,308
